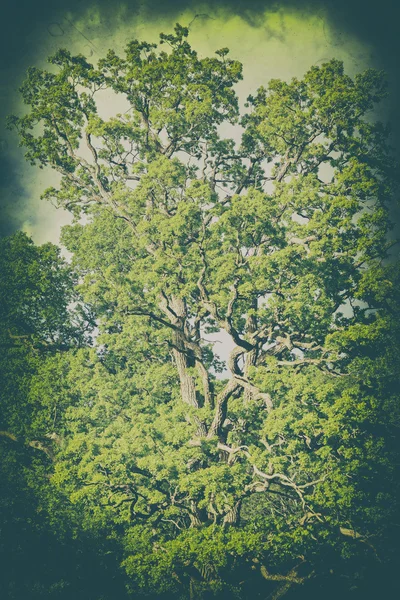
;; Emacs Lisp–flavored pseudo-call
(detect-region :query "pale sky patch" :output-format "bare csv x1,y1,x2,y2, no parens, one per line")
5,5,374,245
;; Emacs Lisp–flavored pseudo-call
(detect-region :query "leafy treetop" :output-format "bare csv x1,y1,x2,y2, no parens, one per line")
7,24,400,600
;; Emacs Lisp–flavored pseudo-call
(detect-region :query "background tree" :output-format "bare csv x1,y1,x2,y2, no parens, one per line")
0,231,92,441
0,233,129,600
8,24,400,599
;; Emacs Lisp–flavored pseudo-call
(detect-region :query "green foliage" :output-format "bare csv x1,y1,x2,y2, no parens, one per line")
0,232,92,438
6,24,400,600
0,233,128,599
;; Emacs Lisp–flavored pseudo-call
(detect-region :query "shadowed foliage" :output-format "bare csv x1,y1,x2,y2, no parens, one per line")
4,24,400,599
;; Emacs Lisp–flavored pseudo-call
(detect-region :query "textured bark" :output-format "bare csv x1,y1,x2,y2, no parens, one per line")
188,502,207,527
236,378,273,411
208,379,240,438
172,333,198,408
193,415,208,438
228,345,245,376
244,299,258,403
169,296,199,408
223,499,242,527
196,359,214,408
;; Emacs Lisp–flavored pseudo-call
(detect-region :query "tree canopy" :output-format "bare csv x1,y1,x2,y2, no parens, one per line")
5,24,400,600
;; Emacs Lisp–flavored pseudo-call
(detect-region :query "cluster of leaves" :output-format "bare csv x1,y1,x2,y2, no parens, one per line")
4,24,400,600
0,233,129,600
0,232,93,439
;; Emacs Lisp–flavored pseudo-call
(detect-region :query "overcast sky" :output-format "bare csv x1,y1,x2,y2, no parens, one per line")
1,0,400,244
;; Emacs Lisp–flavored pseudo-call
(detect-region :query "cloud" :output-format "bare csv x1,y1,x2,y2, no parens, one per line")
1,0,398,243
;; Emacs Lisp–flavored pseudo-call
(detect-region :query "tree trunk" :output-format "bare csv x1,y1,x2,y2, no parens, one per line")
223,499,242,527
196,359,214,407
189,501,207,527
208,379,240,438
172,331,199,408
244,299,258,403
169,296,199,408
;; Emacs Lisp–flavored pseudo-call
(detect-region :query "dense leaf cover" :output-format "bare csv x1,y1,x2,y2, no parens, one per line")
4,24,400,599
